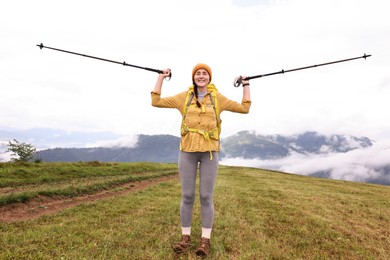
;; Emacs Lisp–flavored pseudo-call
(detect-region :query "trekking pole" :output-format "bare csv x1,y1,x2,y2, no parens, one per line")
234,53,371,87
36,43,172,80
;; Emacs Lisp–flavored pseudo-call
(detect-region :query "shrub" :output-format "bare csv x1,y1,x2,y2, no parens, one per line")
6,139,37,162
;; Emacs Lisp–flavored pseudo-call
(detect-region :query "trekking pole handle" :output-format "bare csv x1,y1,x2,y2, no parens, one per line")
233,76,248,88
158,69,172,81
166,69,172,81
233,76,242,88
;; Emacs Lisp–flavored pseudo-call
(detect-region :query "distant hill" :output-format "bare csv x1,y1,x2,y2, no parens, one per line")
36,134,180,163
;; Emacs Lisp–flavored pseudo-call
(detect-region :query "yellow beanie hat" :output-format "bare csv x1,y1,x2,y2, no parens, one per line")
192,63,212,82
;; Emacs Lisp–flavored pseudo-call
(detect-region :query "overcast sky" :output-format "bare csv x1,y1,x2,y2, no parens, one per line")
1,0,390,142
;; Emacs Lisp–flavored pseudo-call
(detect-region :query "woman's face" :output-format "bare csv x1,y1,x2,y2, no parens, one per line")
193,69,210,87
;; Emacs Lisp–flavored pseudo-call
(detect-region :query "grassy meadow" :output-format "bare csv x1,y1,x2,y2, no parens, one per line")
0,162,389,259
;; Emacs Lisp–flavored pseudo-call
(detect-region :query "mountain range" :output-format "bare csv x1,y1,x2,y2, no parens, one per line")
24,130,372,163
3,128,389,185
221,130,373,159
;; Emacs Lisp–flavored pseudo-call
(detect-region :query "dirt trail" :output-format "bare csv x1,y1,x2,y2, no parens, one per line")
0,174,178,223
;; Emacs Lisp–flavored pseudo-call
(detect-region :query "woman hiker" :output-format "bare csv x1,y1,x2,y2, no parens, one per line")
151,63,251,256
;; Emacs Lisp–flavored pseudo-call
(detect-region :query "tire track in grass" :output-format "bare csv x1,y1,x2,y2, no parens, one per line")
0,174,178,223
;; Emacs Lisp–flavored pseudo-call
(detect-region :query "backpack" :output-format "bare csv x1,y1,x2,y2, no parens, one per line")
180,84,221,158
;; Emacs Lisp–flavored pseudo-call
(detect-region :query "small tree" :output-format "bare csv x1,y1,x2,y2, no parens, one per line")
6,139,36,162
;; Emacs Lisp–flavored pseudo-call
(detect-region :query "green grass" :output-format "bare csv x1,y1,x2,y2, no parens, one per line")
0,162,389,259
0,161,177,205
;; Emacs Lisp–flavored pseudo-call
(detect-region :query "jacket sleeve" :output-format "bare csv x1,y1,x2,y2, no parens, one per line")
218,92,251,114
151,91,186,111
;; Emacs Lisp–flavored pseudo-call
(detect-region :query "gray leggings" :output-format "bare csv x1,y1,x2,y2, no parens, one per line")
178,151,219,229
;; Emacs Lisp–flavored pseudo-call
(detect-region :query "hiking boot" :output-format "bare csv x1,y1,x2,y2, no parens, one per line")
195,237,211,257
172,235,192,254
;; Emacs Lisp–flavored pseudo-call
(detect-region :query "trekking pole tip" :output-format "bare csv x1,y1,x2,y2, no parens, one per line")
37,43,44,49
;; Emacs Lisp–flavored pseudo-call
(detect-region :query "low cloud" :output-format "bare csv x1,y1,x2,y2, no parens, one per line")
0,153,11,162
221,139,390,185
85,135,139,148
0,141,10,162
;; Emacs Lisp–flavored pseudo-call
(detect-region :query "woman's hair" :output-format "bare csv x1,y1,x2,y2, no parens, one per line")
193,81,202,108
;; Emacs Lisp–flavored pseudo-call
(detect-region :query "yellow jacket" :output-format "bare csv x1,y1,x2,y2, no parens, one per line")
151,86,251,153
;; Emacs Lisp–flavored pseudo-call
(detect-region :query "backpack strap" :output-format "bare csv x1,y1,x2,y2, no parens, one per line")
182,88,194,115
